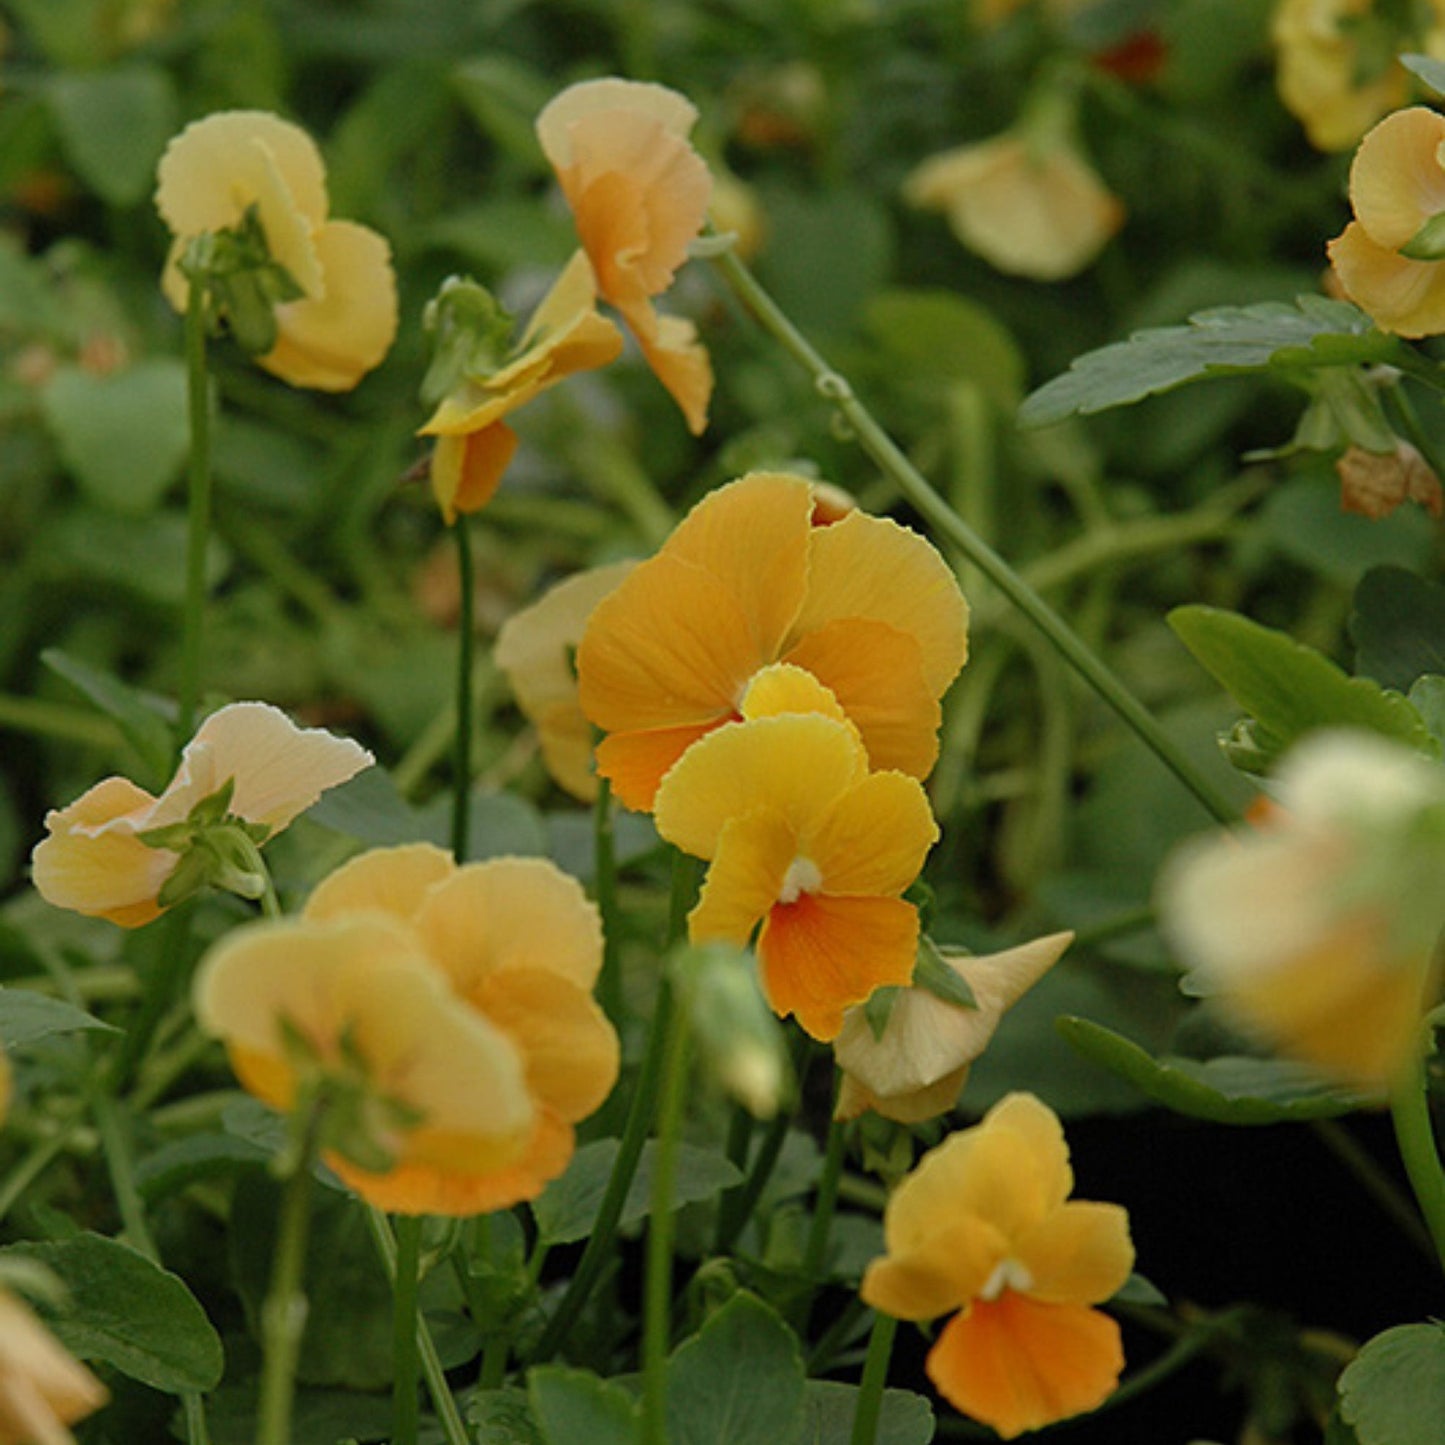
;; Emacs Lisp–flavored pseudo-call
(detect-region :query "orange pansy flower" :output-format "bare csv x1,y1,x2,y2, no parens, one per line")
419,254,624,522
862,1093,1134,1439
199,843,619,1215
653,694,938,1041
576,471,969,813
536,77,714,433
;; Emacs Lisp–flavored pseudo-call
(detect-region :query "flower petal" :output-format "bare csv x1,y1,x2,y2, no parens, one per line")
1349,107,1445,249
808,771,937,898
594,722,721,813
687,809,798,945
926,1294,1124,1439
860,1214,1004,1321
429,425,519,524
1015,1200,1135,1306
0,1290,108,1442
303,842,455,925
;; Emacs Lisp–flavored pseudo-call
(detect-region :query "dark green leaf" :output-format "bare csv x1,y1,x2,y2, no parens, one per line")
0,987,115,1050
1350,567,1445,692
0,1233,223,1393
42,507,230,608
134,1132,270,1204
1055,1017,1371,1123
792,1382,934,1445
1113,1273,1169,1306
304,765,425,846
41,648,175,787
528,1368,637,1445
1019,298,1391,428
46,65,177,206
1409,677,1445,749
1338,1322,1445,1445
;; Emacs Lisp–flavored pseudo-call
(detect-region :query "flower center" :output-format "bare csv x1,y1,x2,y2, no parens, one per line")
979,1256,1034,1302
778,855,823,904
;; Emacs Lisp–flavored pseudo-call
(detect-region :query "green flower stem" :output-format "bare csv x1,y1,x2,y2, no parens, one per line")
391,1215,424,1445
708,246,1241,828
178,276,214,753
1311,1117,1435,1259
257,1107,323,1445
1389,1008,1445,1275
640,998,692,1445
364,1208,472,1445
713,1098,793,1255
91,1085,158,1260
849,1311,898,1445
594,777,624,1028
801,1115,848,1287
452,513,476,863
0,1128,78,1225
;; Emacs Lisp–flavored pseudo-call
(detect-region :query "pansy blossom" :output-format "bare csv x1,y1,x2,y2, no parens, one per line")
861,1093,1134,1439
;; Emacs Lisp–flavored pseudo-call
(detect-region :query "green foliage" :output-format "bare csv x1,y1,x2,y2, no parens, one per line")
1337,1323,1445,1445
1350,566,1445,692
0,985,114,1050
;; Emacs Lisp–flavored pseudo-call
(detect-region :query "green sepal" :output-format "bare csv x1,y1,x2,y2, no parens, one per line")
902,876,935,932
1400,209,1445,261
913,935,979,1011
185,776,236,830
419,275,516,406
179,205,305,356
863,985,901,1042
154,846,212,909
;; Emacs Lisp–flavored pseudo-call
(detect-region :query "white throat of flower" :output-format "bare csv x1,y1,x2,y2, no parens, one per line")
778,856,823,905
980,1257,1034,1302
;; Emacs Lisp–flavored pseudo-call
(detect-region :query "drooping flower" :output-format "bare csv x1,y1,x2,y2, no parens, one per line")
31,702,372,928
576,471,968,812
834,933,1071,1123
861,1093,1134,1439
418,255,624,523
197,844,619,1214
1157,730,1445,1089
155,109,397,390
0,1288,109,1445
536,77,714,433
494,560,637,800
653,684,938,1041
1328,106,1445,337
904,111,1123,281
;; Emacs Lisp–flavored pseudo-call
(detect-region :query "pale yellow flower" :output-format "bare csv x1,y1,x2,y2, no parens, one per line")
155,110,397,390
834,933,1071,1123
0,1289,108,1445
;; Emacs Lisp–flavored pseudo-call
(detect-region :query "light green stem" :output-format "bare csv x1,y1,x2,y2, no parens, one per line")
91,1090,157,1259
709,247,1240,827
452,513,476,862
391,1215,423,1445
849,1312,898,1445
1389,1008,1445,1275
801,1116,847,1285
177,276,214,751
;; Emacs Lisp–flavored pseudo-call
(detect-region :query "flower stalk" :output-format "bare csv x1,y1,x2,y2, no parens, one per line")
849,1311,898,1445
452,512,476,863
178,269,214,753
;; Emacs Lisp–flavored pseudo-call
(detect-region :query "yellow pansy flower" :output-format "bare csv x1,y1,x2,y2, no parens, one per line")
536,77,714,433
862,1093,1134,1440
155,110,397,390
31,703,372,928
0,1289,108,1445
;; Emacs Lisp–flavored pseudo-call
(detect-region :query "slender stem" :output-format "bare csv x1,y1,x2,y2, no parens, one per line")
1389,1011,1445,1275
364,1208,472,1445
391,1215,424,1445
256,1108,323,1445
91,1090,158,1259
708,246,1241,827
452,514,476,863
594,777,624,1028
640,1002,692,1445
849,1312,898,1445
806,1294,869,1375
1311,1118,1435,1259
801,1117,848,1285
714,1102,792,1254
0,1128,77,1225
177,277,214,751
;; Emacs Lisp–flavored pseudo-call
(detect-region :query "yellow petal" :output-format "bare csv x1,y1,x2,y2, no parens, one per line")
808,771,937,898
739,662,850,727
30,775,174,927
860,1213,1004,1321
1015,1200,1135,1306
303,842,455,925
615,293,713,433
413,857,604,995
653,714,867,861
0,1290,108,1442
429,425,518,524
261,219,398,391
1328,219,1445,337
687,810,798,945
594,722,721,814
1349,107,1445,250
926,1295,1123,1439
792,509,968,697
537,78,700,173
758,892,918,1041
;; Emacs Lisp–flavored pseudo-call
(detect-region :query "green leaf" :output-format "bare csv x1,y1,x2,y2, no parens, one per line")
303,765,425,846
528,1368,637,1445
1168,605,1439,770
41,648,175,786
665,1293,806,1445
418,790,548,858
42,506,230,608
1350,567,1445,692
1402,52,1445,99
531,1140,742,1246
792,1382,934,1445
41,360,190,515
1338,1322,1445,1445
1409,677,1445,750
1113,1273,1169,1307
134,1132,271,1204
46,64,177,206
0,1233,223,1393
0,987,115,1051
1019,298,1392,428
1055,1017,1371,1123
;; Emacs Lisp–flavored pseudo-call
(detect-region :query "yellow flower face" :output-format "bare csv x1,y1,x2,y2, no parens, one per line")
0,1288,108,1445
536,77,714,433
155,110,398,390
1328,106,1445,336
861,1093,1134,1439
419,254,625,522
833,932,1072,1123
654,711,938,1040
200,843,620,1216
30,703,373,928
1158,730,1445,1088
576,471,969,813
904,132,1123,281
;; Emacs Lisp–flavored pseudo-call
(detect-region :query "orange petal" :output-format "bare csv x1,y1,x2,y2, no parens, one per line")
261,219,398,391
594,722,721,813
926,1295,1124,1440
758,892,917,1041
653,713,867,861
623,300,712,434
808,771,937,898
793,509,968,696
784,618,941,778
687,810,798,946
303,842,455,925
429,424,518,523
1016,1200,1135,1306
